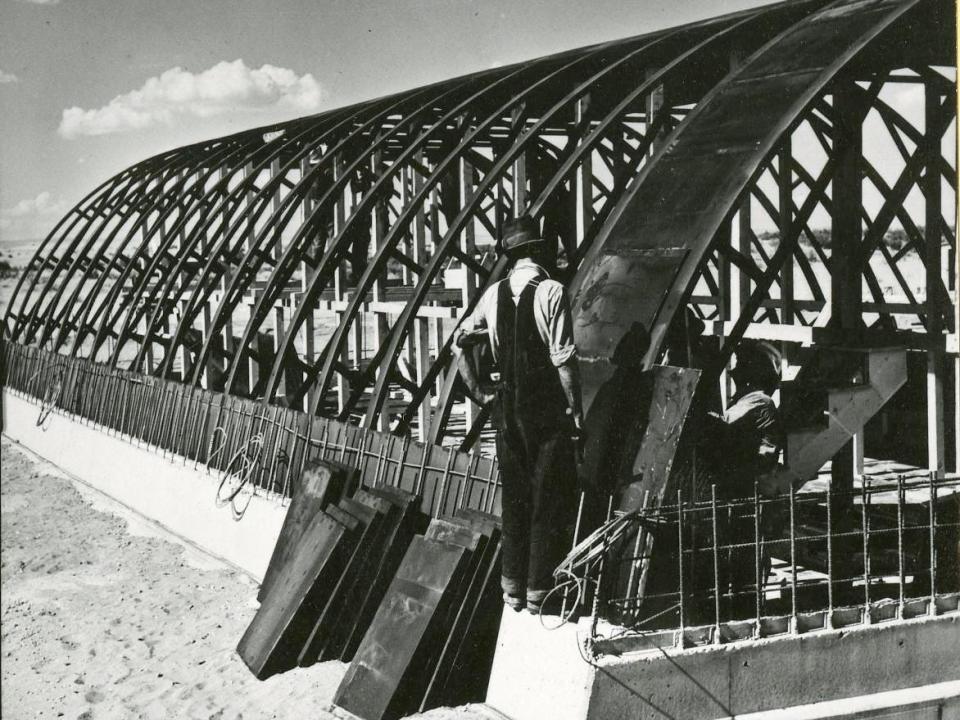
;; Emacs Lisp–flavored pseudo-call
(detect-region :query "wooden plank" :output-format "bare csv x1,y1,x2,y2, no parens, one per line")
421,511,503,710
297,497,387,666
609,365,701,621
924,83,946,479
333,536,470,720
237,510,357,679
258,458,355,601
305,488,400,662
338,485,428,661
411,517,488,712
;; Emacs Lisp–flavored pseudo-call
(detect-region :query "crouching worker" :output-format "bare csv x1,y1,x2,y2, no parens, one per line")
702,340,786,620
455,215,583,614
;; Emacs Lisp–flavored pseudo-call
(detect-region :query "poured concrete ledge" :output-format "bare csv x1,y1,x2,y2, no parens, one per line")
590,612,960,719
2,389,286,581
486,610,596,720
716,680,960,719
486,602,960,720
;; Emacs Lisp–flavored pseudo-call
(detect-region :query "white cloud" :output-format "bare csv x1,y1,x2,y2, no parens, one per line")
0,70,19,84
0,192,69,242
58,59,323,139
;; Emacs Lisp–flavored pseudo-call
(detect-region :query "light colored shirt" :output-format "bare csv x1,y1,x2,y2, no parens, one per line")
724,390,784,474
457,259,577,367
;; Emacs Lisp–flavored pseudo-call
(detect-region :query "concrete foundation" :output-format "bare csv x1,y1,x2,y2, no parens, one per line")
6,387,959,719
486,610,596,720
2,389,286,581
485,608,960,720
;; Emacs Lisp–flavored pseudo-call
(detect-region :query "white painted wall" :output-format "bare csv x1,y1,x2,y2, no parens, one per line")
2,389,287,581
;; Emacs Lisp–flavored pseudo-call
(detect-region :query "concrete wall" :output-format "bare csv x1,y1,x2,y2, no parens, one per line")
2,389,287,581
486,610,596,720
485,600,959,720
588,613,960,720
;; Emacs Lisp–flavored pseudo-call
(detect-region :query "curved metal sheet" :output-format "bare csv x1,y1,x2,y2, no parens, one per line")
569,0,927,414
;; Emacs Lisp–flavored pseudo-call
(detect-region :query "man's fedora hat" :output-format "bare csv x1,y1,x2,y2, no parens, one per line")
501,215,544,251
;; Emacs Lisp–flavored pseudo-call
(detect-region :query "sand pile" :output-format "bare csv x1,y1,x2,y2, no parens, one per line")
0,438,503,720
1,437,345,719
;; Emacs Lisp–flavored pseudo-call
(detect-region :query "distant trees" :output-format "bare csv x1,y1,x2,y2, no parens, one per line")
755,226,949,255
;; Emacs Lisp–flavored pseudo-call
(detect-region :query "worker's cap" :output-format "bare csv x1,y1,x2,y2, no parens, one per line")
733,340,781,382
500,215,545,251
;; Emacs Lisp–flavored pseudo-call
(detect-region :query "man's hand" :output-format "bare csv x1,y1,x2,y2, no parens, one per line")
478,388,498,406
456,328,489,349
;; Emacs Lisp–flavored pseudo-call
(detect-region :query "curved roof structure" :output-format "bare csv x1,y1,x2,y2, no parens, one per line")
4,0,956,450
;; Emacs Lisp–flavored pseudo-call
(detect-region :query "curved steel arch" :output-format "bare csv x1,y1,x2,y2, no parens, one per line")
54,142,239,354
570,0,953,409
4,0,954,454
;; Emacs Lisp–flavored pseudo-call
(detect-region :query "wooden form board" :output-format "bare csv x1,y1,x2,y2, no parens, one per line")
614,365,701,622
334,535,471,720
420,510,503,710
303,489,400,664
337,485,426,662
297,497,387,665
258,459,354,601
330,509,503,718
237,510,357,679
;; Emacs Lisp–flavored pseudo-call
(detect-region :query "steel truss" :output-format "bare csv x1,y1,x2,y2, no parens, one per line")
3,0,956,465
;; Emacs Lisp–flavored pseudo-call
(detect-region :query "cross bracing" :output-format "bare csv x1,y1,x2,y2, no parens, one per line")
3,0,956,462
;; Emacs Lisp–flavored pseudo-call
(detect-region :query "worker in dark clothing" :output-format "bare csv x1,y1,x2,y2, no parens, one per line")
456,215,583,613
700,339,785,619
717,340,785,499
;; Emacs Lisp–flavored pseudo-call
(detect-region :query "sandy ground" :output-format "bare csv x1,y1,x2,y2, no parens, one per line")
0,438,499,720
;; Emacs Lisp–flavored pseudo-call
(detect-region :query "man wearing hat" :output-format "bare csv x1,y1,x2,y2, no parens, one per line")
714,339,785,619
723,339,785,497
455,214,583,613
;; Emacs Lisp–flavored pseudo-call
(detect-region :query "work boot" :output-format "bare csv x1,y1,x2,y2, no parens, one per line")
503,592,525,612
502,577,525,612
525,588,550,615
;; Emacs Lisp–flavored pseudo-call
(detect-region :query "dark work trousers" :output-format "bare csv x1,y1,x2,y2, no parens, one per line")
497,423,577,598
493,278,576,601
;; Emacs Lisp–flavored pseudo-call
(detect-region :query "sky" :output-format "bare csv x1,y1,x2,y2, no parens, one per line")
0,0,778,243
0,0,953,244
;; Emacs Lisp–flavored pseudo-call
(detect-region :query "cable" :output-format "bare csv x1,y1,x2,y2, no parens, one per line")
213,434,264,521
36,364,65,427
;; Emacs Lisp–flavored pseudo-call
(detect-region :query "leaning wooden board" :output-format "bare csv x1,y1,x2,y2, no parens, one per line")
617,365,701,622
307,488,401,663
337,485,427,662
333,535,471,720
237,508,358,679
297,497,386,666
258,459,356,602
421,510,503,710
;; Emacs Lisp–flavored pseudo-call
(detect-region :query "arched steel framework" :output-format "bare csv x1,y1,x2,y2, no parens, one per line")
4,0,956,459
